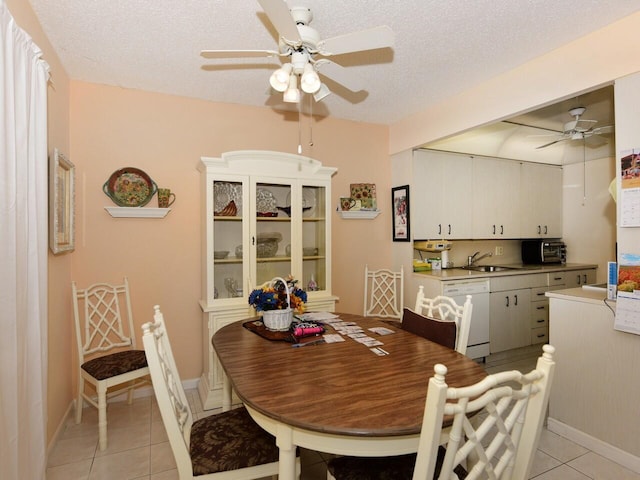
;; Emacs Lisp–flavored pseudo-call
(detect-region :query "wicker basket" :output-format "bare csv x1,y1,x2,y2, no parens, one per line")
262,276,293,331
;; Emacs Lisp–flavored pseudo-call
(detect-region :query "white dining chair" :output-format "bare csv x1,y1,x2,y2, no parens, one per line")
411,286,473,355
327,344,556,480
363,264,404,319
72,278,150,451
142,305,300,479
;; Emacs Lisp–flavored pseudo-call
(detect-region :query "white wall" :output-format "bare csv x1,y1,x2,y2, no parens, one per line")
562,157,617,283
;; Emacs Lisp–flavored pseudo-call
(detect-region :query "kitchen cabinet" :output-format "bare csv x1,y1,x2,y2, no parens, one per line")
520,163,563,238
530,286,550,345
472,157,521,238
490,288,531,353
197,151,338,409
564,268,597,288
412,150,472,239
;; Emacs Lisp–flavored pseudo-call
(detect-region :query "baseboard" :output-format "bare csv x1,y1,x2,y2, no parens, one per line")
547,417,640,474
50,376,201,455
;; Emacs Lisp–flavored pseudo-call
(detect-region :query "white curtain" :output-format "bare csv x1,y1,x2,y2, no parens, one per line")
0,1,50,479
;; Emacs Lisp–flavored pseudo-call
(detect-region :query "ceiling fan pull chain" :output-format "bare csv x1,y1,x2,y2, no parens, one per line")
297,101,302,154
309,94,314,148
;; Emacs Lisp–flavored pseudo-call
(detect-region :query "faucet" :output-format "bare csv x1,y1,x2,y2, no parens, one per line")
467,251,493,266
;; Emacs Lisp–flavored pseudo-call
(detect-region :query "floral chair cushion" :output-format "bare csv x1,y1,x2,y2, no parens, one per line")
81,350,147,380
190,406,283,475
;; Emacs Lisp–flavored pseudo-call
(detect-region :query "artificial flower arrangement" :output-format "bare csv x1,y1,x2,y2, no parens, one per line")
248,275,308,313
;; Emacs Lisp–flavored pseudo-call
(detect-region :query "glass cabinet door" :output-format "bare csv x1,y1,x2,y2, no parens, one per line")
302,184,327,293
253,180,293,286
212,179,245,299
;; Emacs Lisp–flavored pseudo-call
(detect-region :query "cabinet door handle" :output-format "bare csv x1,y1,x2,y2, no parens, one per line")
536,306,545,310
493,225,496,235
514,294,518,306
554,276,562,281
505,296,509,307
537,225,541,234
500,225,504,235
252,236,255,245
583,274,587,284
544,225,548,234
537,334,546,338
576,274,581,285
438,224,442,235
448,224,451,235
537,292,545,297
537,319,545,323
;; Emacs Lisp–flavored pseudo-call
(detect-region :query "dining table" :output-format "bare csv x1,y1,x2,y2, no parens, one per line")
212,313,487,480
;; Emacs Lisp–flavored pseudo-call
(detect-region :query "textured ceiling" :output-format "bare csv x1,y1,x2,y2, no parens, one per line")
27,0,640,127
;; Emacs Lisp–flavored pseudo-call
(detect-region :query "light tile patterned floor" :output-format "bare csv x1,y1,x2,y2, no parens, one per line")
47,346,640,479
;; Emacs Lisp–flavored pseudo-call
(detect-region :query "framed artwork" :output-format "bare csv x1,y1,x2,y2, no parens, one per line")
49,148,75,254
392,185,410,242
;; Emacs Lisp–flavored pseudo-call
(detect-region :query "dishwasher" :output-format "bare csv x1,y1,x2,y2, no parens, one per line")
442,279,490,360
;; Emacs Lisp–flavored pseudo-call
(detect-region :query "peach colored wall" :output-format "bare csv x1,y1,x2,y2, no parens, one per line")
6,0,72,447
70,81,391,380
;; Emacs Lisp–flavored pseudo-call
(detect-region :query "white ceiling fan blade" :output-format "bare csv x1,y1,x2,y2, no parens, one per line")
315,60,364,92
201,49,281,59
584,134,608,148
318,25,394,56
536,138,567,149
258,0,301,45
592,125,614,135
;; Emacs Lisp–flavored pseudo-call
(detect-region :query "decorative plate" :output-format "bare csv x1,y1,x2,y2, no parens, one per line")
103,167,157,207
256,188,277,213
285,189,316,209
214,182,242,213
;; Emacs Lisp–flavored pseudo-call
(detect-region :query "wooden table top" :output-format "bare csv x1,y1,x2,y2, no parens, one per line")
212,313,487,438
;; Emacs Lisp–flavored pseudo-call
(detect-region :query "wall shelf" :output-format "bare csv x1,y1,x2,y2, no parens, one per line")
337,209,381,219
104,207,171,218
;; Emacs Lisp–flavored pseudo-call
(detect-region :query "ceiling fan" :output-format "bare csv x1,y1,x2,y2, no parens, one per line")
535,106,614,149
200,0,394,103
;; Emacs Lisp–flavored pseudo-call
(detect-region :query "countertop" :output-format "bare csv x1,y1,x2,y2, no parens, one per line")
413,263,598,281
546,287,612,305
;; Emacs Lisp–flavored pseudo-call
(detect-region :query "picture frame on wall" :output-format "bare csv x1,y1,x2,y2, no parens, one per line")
49,148,75,254
392,185,410,242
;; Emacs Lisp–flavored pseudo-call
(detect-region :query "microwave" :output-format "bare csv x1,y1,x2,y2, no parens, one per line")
521,240,566,265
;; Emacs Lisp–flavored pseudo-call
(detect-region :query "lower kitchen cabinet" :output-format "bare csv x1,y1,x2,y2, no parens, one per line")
490,288,531,353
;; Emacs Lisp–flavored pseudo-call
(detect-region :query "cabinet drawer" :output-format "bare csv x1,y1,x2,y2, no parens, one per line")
531,286,548,301
531,326,549,344
530,302,548,328
490,273,547,292
548,272,565,286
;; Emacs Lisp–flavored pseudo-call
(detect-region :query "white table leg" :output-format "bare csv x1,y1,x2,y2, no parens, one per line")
276,424,297,480
222,373,231,412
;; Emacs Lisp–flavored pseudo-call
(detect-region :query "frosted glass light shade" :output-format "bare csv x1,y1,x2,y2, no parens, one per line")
283,75,300,103
301,64,321,94
269,64,293,92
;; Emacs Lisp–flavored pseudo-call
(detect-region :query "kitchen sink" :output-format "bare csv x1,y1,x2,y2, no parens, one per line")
459,265,516,272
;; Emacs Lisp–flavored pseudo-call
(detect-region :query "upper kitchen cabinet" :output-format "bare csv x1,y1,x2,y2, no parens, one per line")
412,150,472,239
472,157,521,239
519,163,562,238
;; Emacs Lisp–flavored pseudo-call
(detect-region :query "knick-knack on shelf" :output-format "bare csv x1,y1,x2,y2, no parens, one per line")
307,274,318,291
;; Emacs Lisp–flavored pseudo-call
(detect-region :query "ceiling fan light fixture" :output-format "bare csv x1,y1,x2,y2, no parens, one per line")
283,74,300,103
301,63,321,93
269,63,293,92
313,83,331,102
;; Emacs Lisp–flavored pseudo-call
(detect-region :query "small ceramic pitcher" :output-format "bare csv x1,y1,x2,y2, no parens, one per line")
158,188,176,208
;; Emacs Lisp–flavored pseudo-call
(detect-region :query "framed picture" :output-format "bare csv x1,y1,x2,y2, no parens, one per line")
392,185,410,242
49,148,75,254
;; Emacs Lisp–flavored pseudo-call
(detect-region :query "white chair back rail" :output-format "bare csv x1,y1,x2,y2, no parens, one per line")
414,286,473,355
364,264,404,319
413,344,556,480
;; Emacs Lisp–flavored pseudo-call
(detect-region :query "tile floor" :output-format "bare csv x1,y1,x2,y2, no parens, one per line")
47,346,640,479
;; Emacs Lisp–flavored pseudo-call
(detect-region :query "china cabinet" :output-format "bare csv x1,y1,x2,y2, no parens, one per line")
198,150,338,409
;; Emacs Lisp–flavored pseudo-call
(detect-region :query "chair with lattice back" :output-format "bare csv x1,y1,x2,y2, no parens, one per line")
327,344,556,480
363,264,404,319
409,285,473,355
72,277,150,451
142,305,300,479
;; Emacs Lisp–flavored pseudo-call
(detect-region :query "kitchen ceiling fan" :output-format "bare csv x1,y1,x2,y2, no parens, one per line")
200,0,394,103
535,106,614,149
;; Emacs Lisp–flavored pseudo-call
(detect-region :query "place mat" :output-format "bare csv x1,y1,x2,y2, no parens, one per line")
243,319,297,343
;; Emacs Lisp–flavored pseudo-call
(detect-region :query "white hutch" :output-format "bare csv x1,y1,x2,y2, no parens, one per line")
198,150,338,409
